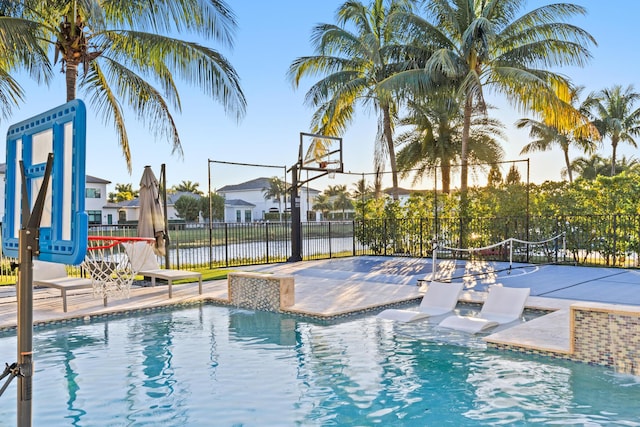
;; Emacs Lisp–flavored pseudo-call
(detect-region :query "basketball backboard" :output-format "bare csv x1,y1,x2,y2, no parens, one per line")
2,100,88,264
298,132,343,174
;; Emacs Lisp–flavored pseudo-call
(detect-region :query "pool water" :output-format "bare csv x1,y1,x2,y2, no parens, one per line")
1,304,639,426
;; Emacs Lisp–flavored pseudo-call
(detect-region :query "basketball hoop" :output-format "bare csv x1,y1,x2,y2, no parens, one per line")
327,169,336,179
82,236,155,305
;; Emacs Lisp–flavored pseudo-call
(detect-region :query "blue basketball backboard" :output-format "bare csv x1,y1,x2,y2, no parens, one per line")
2,100,88,264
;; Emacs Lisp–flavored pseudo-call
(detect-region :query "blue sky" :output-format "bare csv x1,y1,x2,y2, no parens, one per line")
1,0,639,193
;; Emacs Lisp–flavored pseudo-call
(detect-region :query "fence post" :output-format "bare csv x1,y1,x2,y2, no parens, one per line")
224,223,229,268
352,220,356,257
265,222,270,264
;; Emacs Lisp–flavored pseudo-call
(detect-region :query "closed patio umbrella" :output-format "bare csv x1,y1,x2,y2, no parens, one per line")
138,165,167,256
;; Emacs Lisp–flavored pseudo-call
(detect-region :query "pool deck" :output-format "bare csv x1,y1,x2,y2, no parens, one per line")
1,256,639,357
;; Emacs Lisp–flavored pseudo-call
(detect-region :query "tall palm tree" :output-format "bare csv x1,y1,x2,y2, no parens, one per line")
10,0,246,172
396,93,505,193
517,86,599,183
384,0,595,195
583,85,640,175
288,0,420,200
0,13,51,120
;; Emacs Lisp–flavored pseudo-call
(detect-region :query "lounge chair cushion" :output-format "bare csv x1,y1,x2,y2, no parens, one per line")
438,286,530,333
377,281,464,322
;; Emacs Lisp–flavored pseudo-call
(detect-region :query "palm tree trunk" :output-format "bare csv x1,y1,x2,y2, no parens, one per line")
460,96,472,193
611,138,618,176
65,61,78,102
441,161,451,194
382,105,399,200
563,148,573,183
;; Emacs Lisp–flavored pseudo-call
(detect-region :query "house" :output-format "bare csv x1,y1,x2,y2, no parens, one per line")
217,177,320,223
105,191,198,224
0,163,112,226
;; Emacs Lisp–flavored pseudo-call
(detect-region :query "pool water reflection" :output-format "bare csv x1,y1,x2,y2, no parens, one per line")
0,304,639,426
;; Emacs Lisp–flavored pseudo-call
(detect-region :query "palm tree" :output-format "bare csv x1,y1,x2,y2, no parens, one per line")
565,154,608,180
0,13,51,119
288,0,420,200
324,185,353,219
172,180,203,195
583,85,640,175
351,178,374,201
262,177,286,221
396,93,505,193
384,0,595,195
312,193,333,220
10,0,246,172
517,86,599,183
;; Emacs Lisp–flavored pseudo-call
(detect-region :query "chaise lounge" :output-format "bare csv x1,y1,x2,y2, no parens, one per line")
377,281,464,322
124,241,202,298
438,285,530,334
32,260,93,312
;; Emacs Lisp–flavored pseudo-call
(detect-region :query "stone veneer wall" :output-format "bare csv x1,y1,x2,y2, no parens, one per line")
228,272,294,312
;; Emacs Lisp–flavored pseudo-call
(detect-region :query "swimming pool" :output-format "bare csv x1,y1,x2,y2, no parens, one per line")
1,304,639,425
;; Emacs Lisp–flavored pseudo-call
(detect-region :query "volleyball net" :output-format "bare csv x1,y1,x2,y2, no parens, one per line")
431,232,566,279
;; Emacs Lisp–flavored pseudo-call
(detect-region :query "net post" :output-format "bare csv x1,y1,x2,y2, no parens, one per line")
432,239,438,280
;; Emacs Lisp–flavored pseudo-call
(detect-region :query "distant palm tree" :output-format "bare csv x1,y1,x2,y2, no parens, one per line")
262,177,286,221
583,85,640,175
172,180,202,195
565,154,609,180
312,193,333,220
10,0,246,171
288,0,419,200
108,183,138,202
396,94,505,193
351,178,374,202
384,0,595,194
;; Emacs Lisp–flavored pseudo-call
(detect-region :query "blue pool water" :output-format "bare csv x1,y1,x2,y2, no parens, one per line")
1,304,639,426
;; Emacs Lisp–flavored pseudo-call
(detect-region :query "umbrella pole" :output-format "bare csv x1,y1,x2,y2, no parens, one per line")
160,164,170,268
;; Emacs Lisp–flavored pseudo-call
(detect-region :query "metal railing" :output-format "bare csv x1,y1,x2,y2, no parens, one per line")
1,214,638,283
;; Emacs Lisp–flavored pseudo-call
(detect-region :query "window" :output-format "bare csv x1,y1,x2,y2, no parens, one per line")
85,187,101,198
87,210,102,225
236,210,241,223
244,210,252,223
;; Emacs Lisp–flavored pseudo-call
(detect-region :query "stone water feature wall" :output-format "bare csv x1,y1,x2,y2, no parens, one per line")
570,302,640,375
228,272,294,312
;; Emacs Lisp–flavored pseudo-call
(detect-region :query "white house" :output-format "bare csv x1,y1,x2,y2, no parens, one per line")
217,177,320,223
0,163,112,226
105,191,197,224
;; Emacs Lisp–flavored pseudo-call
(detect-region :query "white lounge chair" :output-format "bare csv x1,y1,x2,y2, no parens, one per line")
32,260,93,312
438,286,530,334
377,281,464,322
124,241,202,298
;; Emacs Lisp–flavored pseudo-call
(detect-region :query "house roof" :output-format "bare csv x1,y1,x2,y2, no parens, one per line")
224,199,256,207
383,187,431,196
218,176,320,195
86,174,111,184
218,177,274,192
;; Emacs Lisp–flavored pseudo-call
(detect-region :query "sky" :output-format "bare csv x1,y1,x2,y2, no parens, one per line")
1,0,639,194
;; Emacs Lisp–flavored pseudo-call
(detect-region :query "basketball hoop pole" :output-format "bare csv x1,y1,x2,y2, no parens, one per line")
15,153,53,427
287,163,303,262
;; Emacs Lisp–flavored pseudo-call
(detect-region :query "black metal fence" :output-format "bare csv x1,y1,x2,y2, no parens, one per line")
1,214,638,282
